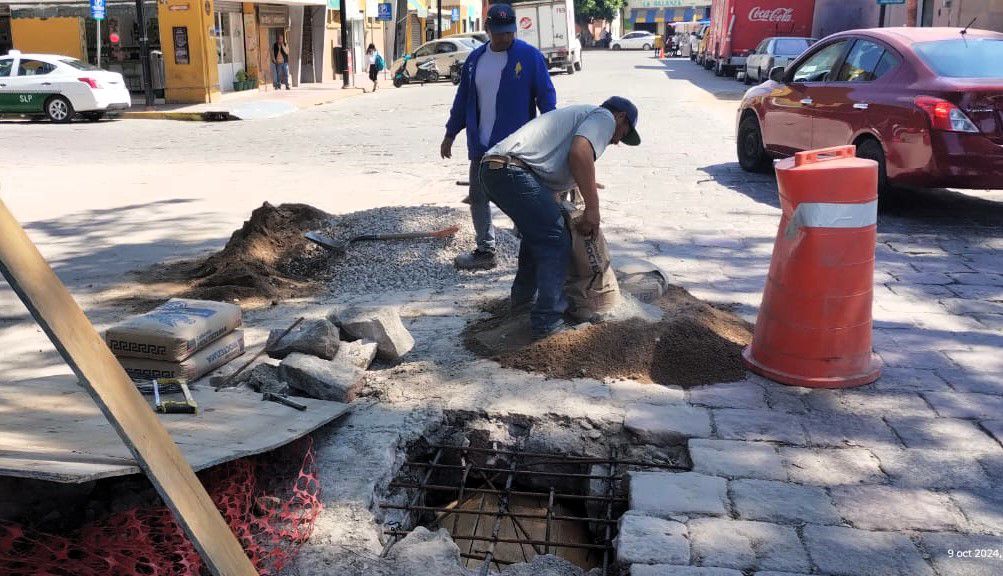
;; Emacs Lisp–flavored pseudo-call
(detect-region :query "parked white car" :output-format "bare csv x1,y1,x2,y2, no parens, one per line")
610,31,658,51
0,51,130,122
391,38,482,81
445,32,488,45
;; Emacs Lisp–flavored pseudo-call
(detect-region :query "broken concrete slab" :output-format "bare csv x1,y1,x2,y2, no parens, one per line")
688,518,809,573
335,339,379,370
830,485,967,531
330,306,415,361
500,555,586,576
385,527,467,576
230,362,288,395
266,318,340,360
802,525,935,576
629,471,728,517
625,404,712,444
279,352,364,403
689,439,786,481
616,513,690,565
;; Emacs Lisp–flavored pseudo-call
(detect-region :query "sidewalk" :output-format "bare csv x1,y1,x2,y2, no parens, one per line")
121,75,371,121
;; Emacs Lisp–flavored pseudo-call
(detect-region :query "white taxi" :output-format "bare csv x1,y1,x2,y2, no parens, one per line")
0,51,131,122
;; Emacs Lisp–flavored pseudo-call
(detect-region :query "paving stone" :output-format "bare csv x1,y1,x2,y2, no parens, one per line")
334,339,379,370
945,348,1003,375
911,313,988,332
625,404,713,444
923,392,1003,420
329,305,415,361
801,412,900,448
713,409,807,445
279,352,364,402
871,368,952,393
947,284,1003,302
689,439,786,481
778,447,884,486
762,384,810,415
941,298,1003,317
831,485,967,531
979,451,1003,483
802,525,935,576
629,471,728,517
835,391,936,419
872,447,992,489
689,382,768,410
616,513,690,565
950,490,1003,535
266,318,340,360
688,518,809,573
885,416,1002,453
948,272,1003,286
920,532,1003,576
730,479,840,525
753,573,814,576
982,420,1003,447
876,347,959,370
631,567,743,576
610,380,686,406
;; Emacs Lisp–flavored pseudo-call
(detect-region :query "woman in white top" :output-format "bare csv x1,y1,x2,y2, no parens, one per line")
366,44,384,93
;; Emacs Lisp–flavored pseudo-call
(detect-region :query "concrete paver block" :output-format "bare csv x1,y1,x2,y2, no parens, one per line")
921,532,1003,576
831,484,967,531
778,447,885,486
329,305,415,361
279,352,364,402
803,525,935,576
629,471,728,517
688,518,809,573
713,409,806,445
872,367,952,393
871,447,992,490
801,412,899,447
631,566,743,576
616,513,690,565
731,479,840,525
950,489,1003,535
610,380,686,406
886,416,1002,453
937,369,1003,395
924,392,1003,420
982,420,1003,447
689,439,786,480
689,382,768,410
625,404,712,444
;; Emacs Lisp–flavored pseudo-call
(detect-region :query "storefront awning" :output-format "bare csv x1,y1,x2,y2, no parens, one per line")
631,6,708,23
629,8,659,24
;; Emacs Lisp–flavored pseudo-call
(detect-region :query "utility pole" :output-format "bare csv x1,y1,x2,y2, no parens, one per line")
340,0,351,87
906,0,918,26
135,0,154,106
437,0,442,38
879,4,886,27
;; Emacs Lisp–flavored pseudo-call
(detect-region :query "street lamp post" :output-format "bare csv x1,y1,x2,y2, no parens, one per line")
340,0,351,87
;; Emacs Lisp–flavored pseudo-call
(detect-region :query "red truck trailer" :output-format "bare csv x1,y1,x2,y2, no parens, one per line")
707,0,815,77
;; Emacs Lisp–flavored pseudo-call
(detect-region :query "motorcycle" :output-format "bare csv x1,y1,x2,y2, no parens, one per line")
449,61,462,85
393,55,440,88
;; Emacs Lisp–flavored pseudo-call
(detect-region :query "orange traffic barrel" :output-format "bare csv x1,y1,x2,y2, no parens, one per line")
743,145,881,388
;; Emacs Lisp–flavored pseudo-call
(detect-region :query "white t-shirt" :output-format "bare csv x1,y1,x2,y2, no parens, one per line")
368,52,377,66
475,46,508,147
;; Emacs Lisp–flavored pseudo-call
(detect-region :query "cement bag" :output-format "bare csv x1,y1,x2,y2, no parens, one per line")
118,330,245,382
106,298,242,361
561,200,620,322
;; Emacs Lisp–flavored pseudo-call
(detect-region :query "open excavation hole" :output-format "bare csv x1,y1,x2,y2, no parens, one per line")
380,433,690,575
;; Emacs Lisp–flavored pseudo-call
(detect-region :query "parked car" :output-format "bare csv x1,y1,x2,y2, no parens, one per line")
0,51,130,122
744,37,816,84
691,24,710,62
391,38,481,83
446,32,488,45
707,0,816,77
611,31,658,51
736,27,1003,192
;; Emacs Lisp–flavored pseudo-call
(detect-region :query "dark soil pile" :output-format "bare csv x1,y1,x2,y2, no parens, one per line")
465,285,753,388
156,202,332,305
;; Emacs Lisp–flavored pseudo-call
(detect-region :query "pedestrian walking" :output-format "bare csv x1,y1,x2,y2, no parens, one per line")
477,97,640,337
272,33,291,90
441,3,557,271
367,44,385,92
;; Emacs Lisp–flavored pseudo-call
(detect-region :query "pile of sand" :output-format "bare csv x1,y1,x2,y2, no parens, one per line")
465,285,753,388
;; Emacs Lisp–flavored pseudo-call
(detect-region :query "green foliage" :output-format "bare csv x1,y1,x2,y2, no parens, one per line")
574,0,625,23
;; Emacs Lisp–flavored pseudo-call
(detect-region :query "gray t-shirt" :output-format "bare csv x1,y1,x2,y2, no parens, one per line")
486,104,615,191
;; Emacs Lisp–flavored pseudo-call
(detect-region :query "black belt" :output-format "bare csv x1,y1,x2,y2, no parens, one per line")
481,155,531,171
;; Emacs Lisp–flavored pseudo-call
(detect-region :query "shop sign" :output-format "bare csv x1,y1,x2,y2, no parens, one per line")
169,3,191,11
90,0,106,21
259,5,290,27
173,26,190,65
451,7,460,21
378,3,393,20
628,0,710,8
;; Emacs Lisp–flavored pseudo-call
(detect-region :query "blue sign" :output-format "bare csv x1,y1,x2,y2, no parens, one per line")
377,3,393,20
876,0,905,4
451,7,460,21
90,0,106,20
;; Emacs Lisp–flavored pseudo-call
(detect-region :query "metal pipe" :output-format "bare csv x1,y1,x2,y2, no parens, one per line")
383,530,613,551
460,552,514,566
379,503,618,524
388,482,628,503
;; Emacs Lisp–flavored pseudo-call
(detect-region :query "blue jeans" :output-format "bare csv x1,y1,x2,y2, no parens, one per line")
468,160,496,253
479,163,570,335
272,62,290,88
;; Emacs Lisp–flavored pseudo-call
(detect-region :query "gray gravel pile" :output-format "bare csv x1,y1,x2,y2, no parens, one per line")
321,205,519,293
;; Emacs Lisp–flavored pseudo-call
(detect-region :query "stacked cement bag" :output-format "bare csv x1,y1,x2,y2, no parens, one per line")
106,298,245,382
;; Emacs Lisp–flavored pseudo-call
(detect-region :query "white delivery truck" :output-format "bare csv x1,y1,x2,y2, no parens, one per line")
513,0,583,74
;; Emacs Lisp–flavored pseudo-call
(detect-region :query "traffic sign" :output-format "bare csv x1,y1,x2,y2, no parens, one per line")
90,0,106,20
377,3,392,20
451,7,460,21
876,0,905,4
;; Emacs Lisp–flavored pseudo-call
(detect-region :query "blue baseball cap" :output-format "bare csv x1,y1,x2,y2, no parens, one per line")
486,4,517,34
602,96,640,146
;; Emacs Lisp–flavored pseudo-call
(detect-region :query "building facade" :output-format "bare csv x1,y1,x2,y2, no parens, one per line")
623,0,711,35
814,0,1002,38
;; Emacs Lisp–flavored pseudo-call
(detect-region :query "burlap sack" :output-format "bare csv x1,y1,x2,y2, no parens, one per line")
118,330,245,382
106,298,242,361
560,196,620,322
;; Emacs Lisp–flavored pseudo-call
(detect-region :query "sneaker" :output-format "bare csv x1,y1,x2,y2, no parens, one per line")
454,249,497,271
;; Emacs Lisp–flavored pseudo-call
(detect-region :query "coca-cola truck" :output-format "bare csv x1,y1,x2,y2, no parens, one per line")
706,0,815,77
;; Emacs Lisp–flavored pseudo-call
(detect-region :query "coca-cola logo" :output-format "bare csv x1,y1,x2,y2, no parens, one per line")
520,16,533,30
748,7,794,23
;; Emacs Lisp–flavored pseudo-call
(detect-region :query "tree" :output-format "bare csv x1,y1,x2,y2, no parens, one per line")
575,0,626,24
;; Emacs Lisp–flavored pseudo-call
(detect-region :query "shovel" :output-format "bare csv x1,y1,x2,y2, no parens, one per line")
305,225,461,256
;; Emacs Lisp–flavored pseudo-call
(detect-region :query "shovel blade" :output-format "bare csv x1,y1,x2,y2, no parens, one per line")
304,231,346,255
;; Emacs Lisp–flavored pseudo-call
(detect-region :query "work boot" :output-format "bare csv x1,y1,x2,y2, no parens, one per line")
454,249,497,271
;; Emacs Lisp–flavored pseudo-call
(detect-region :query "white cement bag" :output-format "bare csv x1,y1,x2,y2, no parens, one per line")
118,330,245,382
560,197,620,322
106,298,242,361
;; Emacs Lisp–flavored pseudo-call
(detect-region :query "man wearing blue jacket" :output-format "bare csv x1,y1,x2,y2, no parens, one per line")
441,3,557,270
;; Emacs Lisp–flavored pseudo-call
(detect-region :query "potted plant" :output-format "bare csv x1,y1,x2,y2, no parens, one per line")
234,70,250,91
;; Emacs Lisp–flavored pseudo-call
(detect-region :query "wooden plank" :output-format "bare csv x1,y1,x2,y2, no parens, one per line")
0,376,350,483
0,200,258,576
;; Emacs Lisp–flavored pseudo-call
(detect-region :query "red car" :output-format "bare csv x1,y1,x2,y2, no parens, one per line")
737,27,1003,191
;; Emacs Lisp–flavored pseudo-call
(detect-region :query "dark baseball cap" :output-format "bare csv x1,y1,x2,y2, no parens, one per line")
602,96,640,146
486,4,517,34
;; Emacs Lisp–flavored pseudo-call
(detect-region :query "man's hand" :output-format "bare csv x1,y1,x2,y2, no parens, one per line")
576,207,600,237
440,136,454,159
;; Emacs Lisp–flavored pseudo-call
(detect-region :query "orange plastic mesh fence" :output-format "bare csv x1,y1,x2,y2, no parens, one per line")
0,439,320,576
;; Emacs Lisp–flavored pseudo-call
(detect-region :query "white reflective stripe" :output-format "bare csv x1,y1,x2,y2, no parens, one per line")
786,200,878,237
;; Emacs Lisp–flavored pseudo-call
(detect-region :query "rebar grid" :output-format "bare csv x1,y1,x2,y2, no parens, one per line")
378,444,640,575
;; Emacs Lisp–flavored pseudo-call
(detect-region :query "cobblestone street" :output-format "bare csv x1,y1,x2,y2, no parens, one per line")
1,50,1001,575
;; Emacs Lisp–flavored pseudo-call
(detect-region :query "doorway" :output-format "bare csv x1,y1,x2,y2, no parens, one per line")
215,9,246,92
